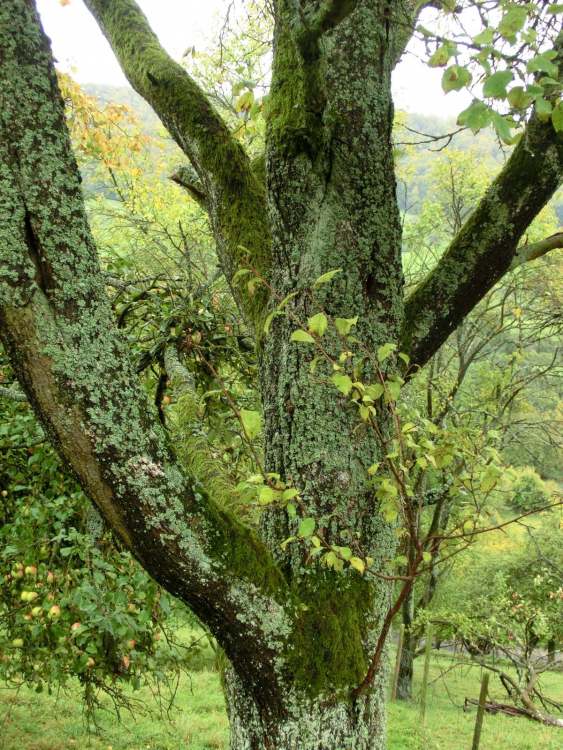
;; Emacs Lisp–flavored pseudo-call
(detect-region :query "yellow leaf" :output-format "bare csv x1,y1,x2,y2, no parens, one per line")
350,557,366,574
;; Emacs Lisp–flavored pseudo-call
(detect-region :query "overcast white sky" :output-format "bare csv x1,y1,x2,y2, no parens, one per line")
36,0,470,117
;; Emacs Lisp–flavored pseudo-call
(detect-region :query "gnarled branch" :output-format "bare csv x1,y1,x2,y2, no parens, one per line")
401,111,563,370
83,0,271,330
0,0,288,709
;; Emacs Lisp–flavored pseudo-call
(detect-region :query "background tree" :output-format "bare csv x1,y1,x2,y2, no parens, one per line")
393,148,561,700
0,1,562,748
426,511,562,726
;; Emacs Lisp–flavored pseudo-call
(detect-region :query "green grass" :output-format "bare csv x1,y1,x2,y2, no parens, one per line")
0,647,561,749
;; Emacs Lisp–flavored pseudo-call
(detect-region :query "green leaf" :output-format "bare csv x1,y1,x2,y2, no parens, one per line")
398,352,410,367
307,312,328,336
385,379,401,402
482,70,513,99
507,86,533,110
281,535,296,550
350,557,366,574
365,383,384,401
263,310,281,335
473,28,494,45
441,65,472,93
480,466,501,492
552,101,563,132
535,96,553,122
290,329,315,344
240,409,261,440
527,52,559,78
235,90,254,113
457,100,492,132
367,462,380,476
376,478,398,500
491,112,514,144
298,517,315,538
422,551,432,564
331,373,353,395
232,268,251,284
498,6,528,41
313,269,341,286
247,278,261,296
282,488,299,501
323,550,344,571
334,316,358,336
338,546,352,560
428,42,456,68
377,342,396,362
258,486,275,505
538,76,561,87
359,405,373,422
277,291,298,310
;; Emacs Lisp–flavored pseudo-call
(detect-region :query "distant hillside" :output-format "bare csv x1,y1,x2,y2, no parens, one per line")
82,84,562,222
84,83,162,135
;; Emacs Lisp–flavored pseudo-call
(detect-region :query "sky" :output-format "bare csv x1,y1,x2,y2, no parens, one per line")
36,0,471,117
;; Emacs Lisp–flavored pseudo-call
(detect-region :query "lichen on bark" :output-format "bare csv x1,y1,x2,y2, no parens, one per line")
3,1,562,748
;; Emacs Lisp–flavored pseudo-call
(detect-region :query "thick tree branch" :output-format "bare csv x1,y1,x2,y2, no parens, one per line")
401,112,563,369
83,0,271,330
0,0,289,708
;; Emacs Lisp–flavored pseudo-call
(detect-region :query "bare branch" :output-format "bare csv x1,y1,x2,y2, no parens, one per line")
510,231,563,269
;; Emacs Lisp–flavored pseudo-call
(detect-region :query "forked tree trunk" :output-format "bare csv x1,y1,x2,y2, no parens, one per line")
2,3,561,750
222,5,404,747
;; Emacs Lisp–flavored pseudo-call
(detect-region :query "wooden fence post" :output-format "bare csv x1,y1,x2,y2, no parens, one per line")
419,624,433,722
471,671,490,750
391,623,405,700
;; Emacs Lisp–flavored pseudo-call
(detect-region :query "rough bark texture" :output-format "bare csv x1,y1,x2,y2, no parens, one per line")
1,1,561,749
0,0,291,713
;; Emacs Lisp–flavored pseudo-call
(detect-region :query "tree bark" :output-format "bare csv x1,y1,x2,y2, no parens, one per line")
2,2,562,748
224,667,389,750
396,590,416,701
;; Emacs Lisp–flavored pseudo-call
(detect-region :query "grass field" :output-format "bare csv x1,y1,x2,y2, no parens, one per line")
1,643,561,750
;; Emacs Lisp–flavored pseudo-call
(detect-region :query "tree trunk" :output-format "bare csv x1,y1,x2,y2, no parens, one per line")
224,668,388,750
250,4,403,742
396,588,416,701
4,2,562,749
